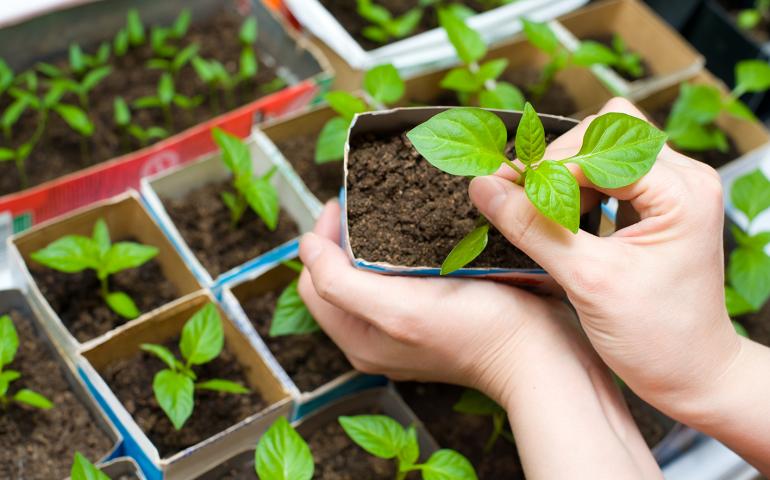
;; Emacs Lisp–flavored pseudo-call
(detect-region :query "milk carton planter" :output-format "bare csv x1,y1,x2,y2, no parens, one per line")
0,289,122,480
554,0,705,99
97,457,147,480
284,0,588,73
196,386,441,479
219,260,387,420
8,191,201,360
78,291,292,480
140,131,316,290
0,0,332,233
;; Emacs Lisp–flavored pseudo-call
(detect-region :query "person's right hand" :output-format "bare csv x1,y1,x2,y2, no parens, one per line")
469,97,770,472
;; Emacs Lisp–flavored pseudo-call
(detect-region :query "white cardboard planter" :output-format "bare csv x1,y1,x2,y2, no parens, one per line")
78,290,293,480
92,457,146,480
7,191,202,362
285,0,588,73
140,131,317,290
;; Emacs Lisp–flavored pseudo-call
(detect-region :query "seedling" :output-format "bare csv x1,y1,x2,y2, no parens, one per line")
50,64,112,109
133,73,202,130
0,59,14,98
453,389,512,453
0,314,54,410
665,60,770,153
113,96,168,147
71,452,110,480
212,128,280,230
270,260,319,337
315,63,405,163
191,56,236,112
127,9,146,47
68,43,111,77
357,0,423,44
140,302,249,430
738,0,770,30
238,17,259,84
147,43,199,77
30,218,159,319
408,104,666,274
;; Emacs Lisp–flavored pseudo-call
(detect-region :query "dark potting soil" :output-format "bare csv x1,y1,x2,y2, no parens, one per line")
582,34,653,83
100,337,266,458
737,302,770,347
623,389,672,449
502,68,579,117
0,310,112,480
347,131,559,269
0,8,284,196
276,133,344,202
162,179,300,277
396,382,524,480
318,0,501,51
30,250,179,343
241,289,351,393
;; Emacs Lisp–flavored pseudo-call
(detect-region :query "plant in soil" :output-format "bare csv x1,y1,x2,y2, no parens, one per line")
0,314,53,410
452,389,512,453
255,414,478,479
407,104,666,274
664,60,770,154
71,452,109,480
133,73,202,131
356,0,423,44
140,302,250,430
270,260,319,337
316,63,406,163
738,0,770,30
113,96,168,147
30,218,159,319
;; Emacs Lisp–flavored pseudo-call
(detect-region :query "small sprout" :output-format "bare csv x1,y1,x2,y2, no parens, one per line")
133,73,202,129
239,18,259,83
738,0,770,30
453,389,513,453
407,104,666,273
0,59,14,97
0,314,54,410
141,302,249,430
30,218,158,319
147,43,199,76
255,417,314,480
572,34,644,79
53,65,112,109
113,96,168,147
171,9,192,39
356,0,423,44
71,452,110,480
150,27,178,58
114,28,129,57
213,128,279,229
127,8,146,47
271,260,319,337
192,56,236,112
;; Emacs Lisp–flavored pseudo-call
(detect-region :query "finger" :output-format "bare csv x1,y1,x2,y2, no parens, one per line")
313,199,341,241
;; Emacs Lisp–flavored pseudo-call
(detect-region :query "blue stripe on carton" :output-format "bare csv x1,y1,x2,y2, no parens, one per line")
293,374,389,421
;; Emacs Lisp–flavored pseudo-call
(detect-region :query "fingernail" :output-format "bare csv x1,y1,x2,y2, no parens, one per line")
470,176,509,214
299,232,323,266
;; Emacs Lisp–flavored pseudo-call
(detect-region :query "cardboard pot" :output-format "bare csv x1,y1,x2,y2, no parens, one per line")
140,131,317,290
8,191,201,360
91,457,146,480
78,290,292,480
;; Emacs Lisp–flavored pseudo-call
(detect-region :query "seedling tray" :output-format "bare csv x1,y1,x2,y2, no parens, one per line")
77,290,292,480
140,131,316,290
97,457,147,480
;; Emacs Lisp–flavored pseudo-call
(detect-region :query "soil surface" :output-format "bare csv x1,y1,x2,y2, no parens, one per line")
241,289,351,392
0,310,113,480
276,133,344,202
162,179,300,277
30,247,179,342
0,7,285,196
347,130,560,269
582,34,653,82
100,337,266,458
396,382,524,480
318,0,502,51
502,68,579,117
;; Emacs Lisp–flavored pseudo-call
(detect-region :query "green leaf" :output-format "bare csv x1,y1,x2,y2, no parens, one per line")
172,10,192,39
666,118,728,152
734,59,770,96
733,226,770,251
283,259,304,273
13,388,53,410
153,369,194,430
358,0,392,25
71,452,110,480
339,415,406,459
0,315,19,367
726,286,756,317
31,235,99,273
441,222,488,275
101,242,158,276
315,117,350,164
0,148,14,161
0,370,20,397
729,246,770,310
525,160,580,233
195,379,250,394
270,279,319,336
572,41,619,67
667,83,723,126
478,82,525,111
213,127,252,176
141,343,178,370
438,7,486,64
127,9,145,46
36,62,62,78
440,68,481,94
83,66,111,93
453,389,505,416
2,98,29,132
221,191,246,224
192,57,214,83
522,18,559,55
173,94,203,109
180,303,224,365
173,43,199,72
244,178,280,231
422,449,478,480
132,96,162,109
363,25,390,43
407,108,508,177
239,47,258,79
106,291,141,319
724,98,757,122
114,97,131,127
515,102,545,166
325,91,368,121
240,17,258,44
53,104,94,136
399,425,420,468
731,170,770,222
256,417,314,480
738,9,762,30
388,8,423,38
569,112,667,188
158,73,174,105
733,320,750,338
476,58,509,84
114,28,129,56
69,44,85,73
364,64,405,105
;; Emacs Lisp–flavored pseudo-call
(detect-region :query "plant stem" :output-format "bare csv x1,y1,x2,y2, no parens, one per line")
502,157,526,185
100,277,109,299
484,414,505,453
15,155,28,188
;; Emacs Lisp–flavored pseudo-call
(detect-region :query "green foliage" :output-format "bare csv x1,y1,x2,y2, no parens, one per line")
357,0,423,44
408,104,666,273
453,389,512,453
0,314,53,411
238,17,259,82
133,73,202,129
147,43,199,76
113,96,168,147
127,9,146,46
738,0,770,30
30,218,158,319
71,452,110,480
255,417,314,480
572,34,644,79
270,260,319,337
141,303,249,430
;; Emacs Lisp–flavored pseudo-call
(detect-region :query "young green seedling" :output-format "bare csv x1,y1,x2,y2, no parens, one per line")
133,73,202,130
68,42,111,77
340,414,478,480
357,0,423,44
453,389,512,453
212,128,280,230
665,60,770,153
140,302,249,430
408,104,666,274
71,452,110,480
113,96,168,148
127,9,146,47
270,260,319,337
0,59,14,98
238,17,259,84
50,64,112,110
315,63,405,163
30,218,158,319
191,56,235,112
738,0,770,30
0,314,54,410
255,416,314,480
147,9,192,58
147,43,199,77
